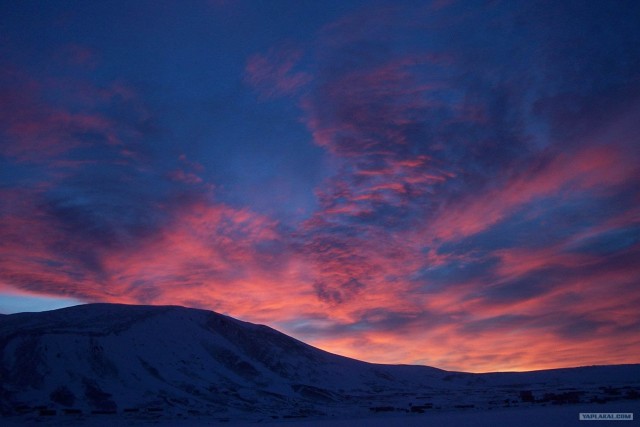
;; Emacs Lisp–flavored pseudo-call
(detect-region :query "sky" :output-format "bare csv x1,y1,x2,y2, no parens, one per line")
1,0,639,373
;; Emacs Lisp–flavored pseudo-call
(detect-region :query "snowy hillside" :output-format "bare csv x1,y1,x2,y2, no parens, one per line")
1,304,639,424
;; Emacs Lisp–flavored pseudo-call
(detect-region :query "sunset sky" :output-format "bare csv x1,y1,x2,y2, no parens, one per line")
1,0,639,372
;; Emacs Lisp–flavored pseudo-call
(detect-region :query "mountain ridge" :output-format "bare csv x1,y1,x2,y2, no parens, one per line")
1,303,639,421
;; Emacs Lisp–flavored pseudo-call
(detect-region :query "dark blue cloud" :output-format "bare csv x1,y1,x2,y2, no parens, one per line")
415,257,500,292
479,271,562,304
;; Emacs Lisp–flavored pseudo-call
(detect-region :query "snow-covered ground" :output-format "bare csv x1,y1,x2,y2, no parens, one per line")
2,402,636,427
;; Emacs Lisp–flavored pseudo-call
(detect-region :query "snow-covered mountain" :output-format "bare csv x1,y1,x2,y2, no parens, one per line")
1,304,639,423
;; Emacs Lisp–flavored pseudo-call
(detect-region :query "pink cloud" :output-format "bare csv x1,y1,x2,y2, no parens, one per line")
168,169,204,185
0,71,151,164
245,46,311,99
423,133,639,244
307,245,640,372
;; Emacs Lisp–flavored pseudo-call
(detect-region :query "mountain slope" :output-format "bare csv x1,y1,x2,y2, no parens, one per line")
1,304,639,421
0,304,444,418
